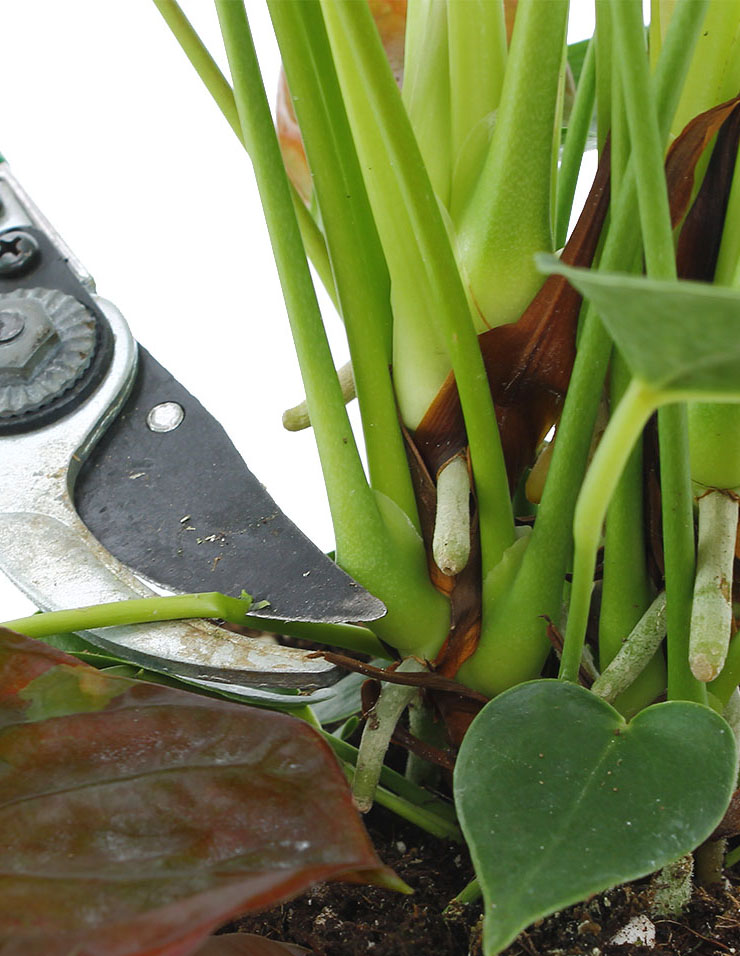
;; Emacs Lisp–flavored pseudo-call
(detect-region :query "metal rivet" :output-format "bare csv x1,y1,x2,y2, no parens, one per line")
0,309,26,343
146,401,184,433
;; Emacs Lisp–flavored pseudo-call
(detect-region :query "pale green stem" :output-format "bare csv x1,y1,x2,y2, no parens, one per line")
447,0,507,171
403,0,452,205
432,455,471,577
352,658,427,814
689,491,739,681
592,592,667,703
555,36,595,249
2,592,253,638
561,380,660,683
319,0,516,580
455,0,568,326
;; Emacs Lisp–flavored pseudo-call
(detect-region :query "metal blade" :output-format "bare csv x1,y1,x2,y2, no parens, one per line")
75,347,384,624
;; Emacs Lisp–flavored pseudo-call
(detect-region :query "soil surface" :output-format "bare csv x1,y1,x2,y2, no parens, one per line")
223,808,740,955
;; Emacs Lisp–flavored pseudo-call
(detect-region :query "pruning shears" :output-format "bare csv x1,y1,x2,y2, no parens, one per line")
0,160,385,695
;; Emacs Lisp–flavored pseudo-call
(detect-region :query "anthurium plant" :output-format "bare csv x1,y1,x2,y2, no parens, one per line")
4,1,740,954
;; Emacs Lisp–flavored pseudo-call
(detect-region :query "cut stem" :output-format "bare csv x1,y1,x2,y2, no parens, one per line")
2,592,253,639
689,490,739,681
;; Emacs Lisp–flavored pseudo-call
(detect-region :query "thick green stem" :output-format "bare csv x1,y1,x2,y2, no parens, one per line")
455,0,567,326
403,0,452,205
463,0,708,695
318,0,516,582
447,0,507,177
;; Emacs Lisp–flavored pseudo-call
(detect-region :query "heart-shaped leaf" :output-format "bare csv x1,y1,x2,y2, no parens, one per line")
454,680,737,955
538,256,740,396
0,628,402,956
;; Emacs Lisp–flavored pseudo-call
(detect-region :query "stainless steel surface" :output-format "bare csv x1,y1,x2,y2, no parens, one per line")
0,287,96,417
0,162,94,292
0,294,336,690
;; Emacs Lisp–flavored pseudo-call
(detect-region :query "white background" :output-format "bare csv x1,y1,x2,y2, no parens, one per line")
0,0,595,620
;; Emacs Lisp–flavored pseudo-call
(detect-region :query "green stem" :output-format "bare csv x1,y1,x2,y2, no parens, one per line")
555,36,596,249
447,0,507,174
403,0,452,205
318,0,516,581
598,351,664,716
661,405,706,703
267,0,419,529
455,0,567,326
215,1,448,656
151,0,338,306
448,877,482,909
709,629,740,709
2,592,253,639
561,380,659,683
612,0,705,704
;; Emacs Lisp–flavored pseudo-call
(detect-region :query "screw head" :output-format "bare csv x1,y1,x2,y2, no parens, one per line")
0,309,25,343
0,230,40,277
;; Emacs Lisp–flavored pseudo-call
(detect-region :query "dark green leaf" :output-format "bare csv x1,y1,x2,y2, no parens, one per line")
454,680,736,955
539,256,740,395
0,628,401,956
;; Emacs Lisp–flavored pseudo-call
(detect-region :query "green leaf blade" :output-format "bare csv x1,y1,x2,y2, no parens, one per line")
540,257,740,395
454,680,736,955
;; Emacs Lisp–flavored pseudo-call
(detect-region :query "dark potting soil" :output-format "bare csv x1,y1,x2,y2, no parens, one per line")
223,807,740,955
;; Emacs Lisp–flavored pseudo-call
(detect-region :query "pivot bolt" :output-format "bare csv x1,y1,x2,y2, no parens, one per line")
0,230,40,277
0,309,25,343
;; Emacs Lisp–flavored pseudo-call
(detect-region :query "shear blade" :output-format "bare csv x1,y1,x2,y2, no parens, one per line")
75,347,385,625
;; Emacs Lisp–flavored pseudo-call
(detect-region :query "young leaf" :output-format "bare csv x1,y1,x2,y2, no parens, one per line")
454,680,736,956
0,628,401,956
541,259,740,396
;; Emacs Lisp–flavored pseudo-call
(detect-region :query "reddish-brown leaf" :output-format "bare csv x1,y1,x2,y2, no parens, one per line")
194,933,310,956
0,628,399,956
